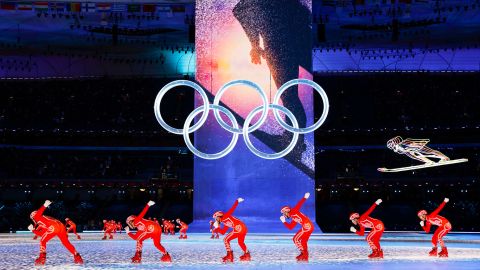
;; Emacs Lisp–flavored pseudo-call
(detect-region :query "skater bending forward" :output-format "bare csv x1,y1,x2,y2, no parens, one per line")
280,192,314,262
418,198,452,257
212,198,251,263
125,200,172,263
29,200,83,265
349,199,385,259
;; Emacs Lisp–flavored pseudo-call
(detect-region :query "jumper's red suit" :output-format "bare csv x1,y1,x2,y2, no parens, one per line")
418,199,452,257
126,202,171,263
30,202,83,265
213,198,250,263
281,194,314,262
350,200,384,258
65,218,81,240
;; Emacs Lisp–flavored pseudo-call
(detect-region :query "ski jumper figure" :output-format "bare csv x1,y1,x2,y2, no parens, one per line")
349,199,385,259
418,198,452,257
387,136,450,164
280,192,314,262
125,201,172,263
212,198,251,263
29,200,83,265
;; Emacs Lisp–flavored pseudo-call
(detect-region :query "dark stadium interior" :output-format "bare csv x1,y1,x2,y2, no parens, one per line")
1,0,479,234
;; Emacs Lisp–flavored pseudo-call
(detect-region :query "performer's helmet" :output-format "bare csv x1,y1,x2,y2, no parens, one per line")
126,215,136,225
30,211,37,220
212,211,224,219
281,206,291,214
349,213,360,220
387,136,403,149
417,210,427,217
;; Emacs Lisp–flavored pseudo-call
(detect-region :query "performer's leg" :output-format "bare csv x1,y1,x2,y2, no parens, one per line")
366,230,380,250
152,233,167,254
237,232,248,253
293,229,305,252
432,227,441,247
420,146,450,161
224,231,238,252
438,224,451,248
58,233,78,255
39,231,56,254
300,229,313,252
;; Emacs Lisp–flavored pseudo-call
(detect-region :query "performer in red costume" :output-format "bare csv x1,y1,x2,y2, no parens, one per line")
162,219,168,234
125,200,172,263
102,220,114,240
169,220,175,235
213,197,251,263
280,192,313,262
28,200,83,265
349,199,385,259
210,220,220,239
65,218,81,240
176,218,189,239
116,221,122,234
418,198,452,257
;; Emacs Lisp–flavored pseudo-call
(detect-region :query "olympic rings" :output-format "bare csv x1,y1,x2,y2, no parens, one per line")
273,79,329,134
154,80,210,135
213,80,268,134
153,79,330,159
183,104,240,160
243,104,299,159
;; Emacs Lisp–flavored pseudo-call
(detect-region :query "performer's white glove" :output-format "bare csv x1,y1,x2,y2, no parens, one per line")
237,198,244,203
28,224,34,231
147,200,155,206
43,200,52,208
213,222,219,229
444,198,449,203
210,229,213,232
304,192,310,199
375,199,382,205
280,216,286,223
350,226,357,233
420,221,425,227
124,226,130,233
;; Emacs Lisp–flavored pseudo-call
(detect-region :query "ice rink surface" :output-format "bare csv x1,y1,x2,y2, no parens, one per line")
2,232,480,270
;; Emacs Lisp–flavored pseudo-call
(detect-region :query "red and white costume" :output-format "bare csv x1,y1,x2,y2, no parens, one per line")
421,201,452,248
217,200,248,254
103,220,115,239
210,220,220,239
127,203,170,263
30,204,83,265
354,202,384,251
177,220,188,239
282,197,314,254
65,219,81,239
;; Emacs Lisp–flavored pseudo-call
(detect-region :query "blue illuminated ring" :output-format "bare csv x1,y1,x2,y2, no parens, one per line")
154,80,209,135
183,104,239,160
213,80,268,134
243,104,299,159
273,79,330,134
